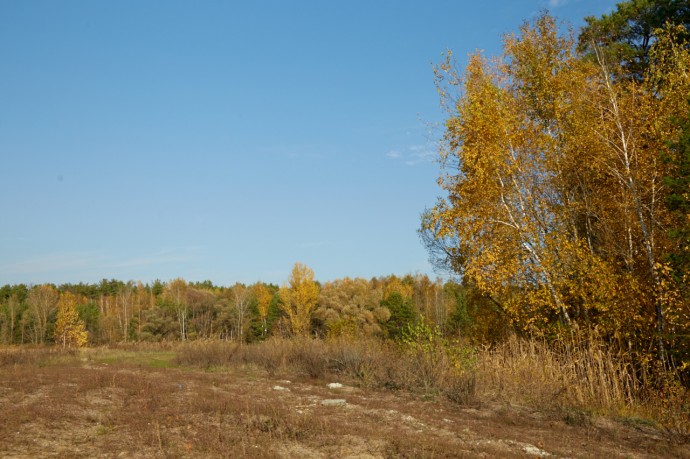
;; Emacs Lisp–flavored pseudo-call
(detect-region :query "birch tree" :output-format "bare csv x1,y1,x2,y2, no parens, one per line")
254,283,273,338
422,14,688,355
279,263,319,336
25,285,58,344
54,292,88,348
231,283,252,343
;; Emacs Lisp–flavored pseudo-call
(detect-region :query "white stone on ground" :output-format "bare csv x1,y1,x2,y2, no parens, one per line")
321,399,347,406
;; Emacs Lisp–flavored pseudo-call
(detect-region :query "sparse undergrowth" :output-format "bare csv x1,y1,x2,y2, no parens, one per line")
1,336,689,458
174,333,690,437
0,346,77,366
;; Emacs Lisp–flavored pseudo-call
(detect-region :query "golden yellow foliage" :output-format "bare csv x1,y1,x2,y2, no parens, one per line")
254,283,273,337
423,14,689,351
315,277,388,338
54,292,88,348
383,276,414,303
279,263,319,336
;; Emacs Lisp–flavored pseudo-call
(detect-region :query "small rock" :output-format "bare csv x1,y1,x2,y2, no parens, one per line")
320,399,347,406
327,383,343,389
522,444,550,457
272,385,290,392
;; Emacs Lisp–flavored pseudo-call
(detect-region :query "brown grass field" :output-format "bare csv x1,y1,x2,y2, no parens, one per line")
0,340,688,458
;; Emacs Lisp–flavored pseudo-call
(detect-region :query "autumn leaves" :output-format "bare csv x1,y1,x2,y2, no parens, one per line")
422,14,690,360
54,292,88,348
278,263,319,336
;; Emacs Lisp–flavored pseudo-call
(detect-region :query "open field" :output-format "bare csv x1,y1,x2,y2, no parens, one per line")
0,344,688,458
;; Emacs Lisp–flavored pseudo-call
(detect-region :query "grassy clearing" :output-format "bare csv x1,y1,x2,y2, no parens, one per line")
0,345,178,369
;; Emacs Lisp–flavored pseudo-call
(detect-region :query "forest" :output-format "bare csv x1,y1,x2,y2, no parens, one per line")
1,1,690,448
0,268,489,347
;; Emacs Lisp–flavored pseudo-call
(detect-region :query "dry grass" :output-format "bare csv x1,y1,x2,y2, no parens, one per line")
175,337,477,403
175,333,690,435
0,350,499,458
0,346,77,367
476,334,641,408
476,333,690,435
0,362,327,457
1,339,689,458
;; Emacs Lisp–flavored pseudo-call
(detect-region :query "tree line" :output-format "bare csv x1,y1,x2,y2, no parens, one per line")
0,263,506,347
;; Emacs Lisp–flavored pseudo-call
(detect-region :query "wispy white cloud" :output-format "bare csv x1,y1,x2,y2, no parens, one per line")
386,143,437,166
406,145,436,166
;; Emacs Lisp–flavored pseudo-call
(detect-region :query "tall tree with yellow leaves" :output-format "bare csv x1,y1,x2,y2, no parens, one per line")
279,263,319,336
422,13,688,359
254,283,273,337
423,16,591,329
54,292,88,348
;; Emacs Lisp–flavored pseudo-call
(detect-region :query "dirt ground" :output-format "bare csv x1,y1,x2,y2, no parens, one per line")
0,350,688,458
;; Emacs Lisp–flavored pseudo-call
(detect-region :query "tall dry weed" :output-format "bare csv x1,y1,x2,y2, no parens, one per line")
171,331,688,434
0,346,76,366
475,330,689,434
475,333,640,409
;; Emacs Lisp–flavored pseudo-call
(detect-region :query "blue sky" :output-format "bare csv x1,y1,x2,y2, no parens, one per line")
0,0,617,286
